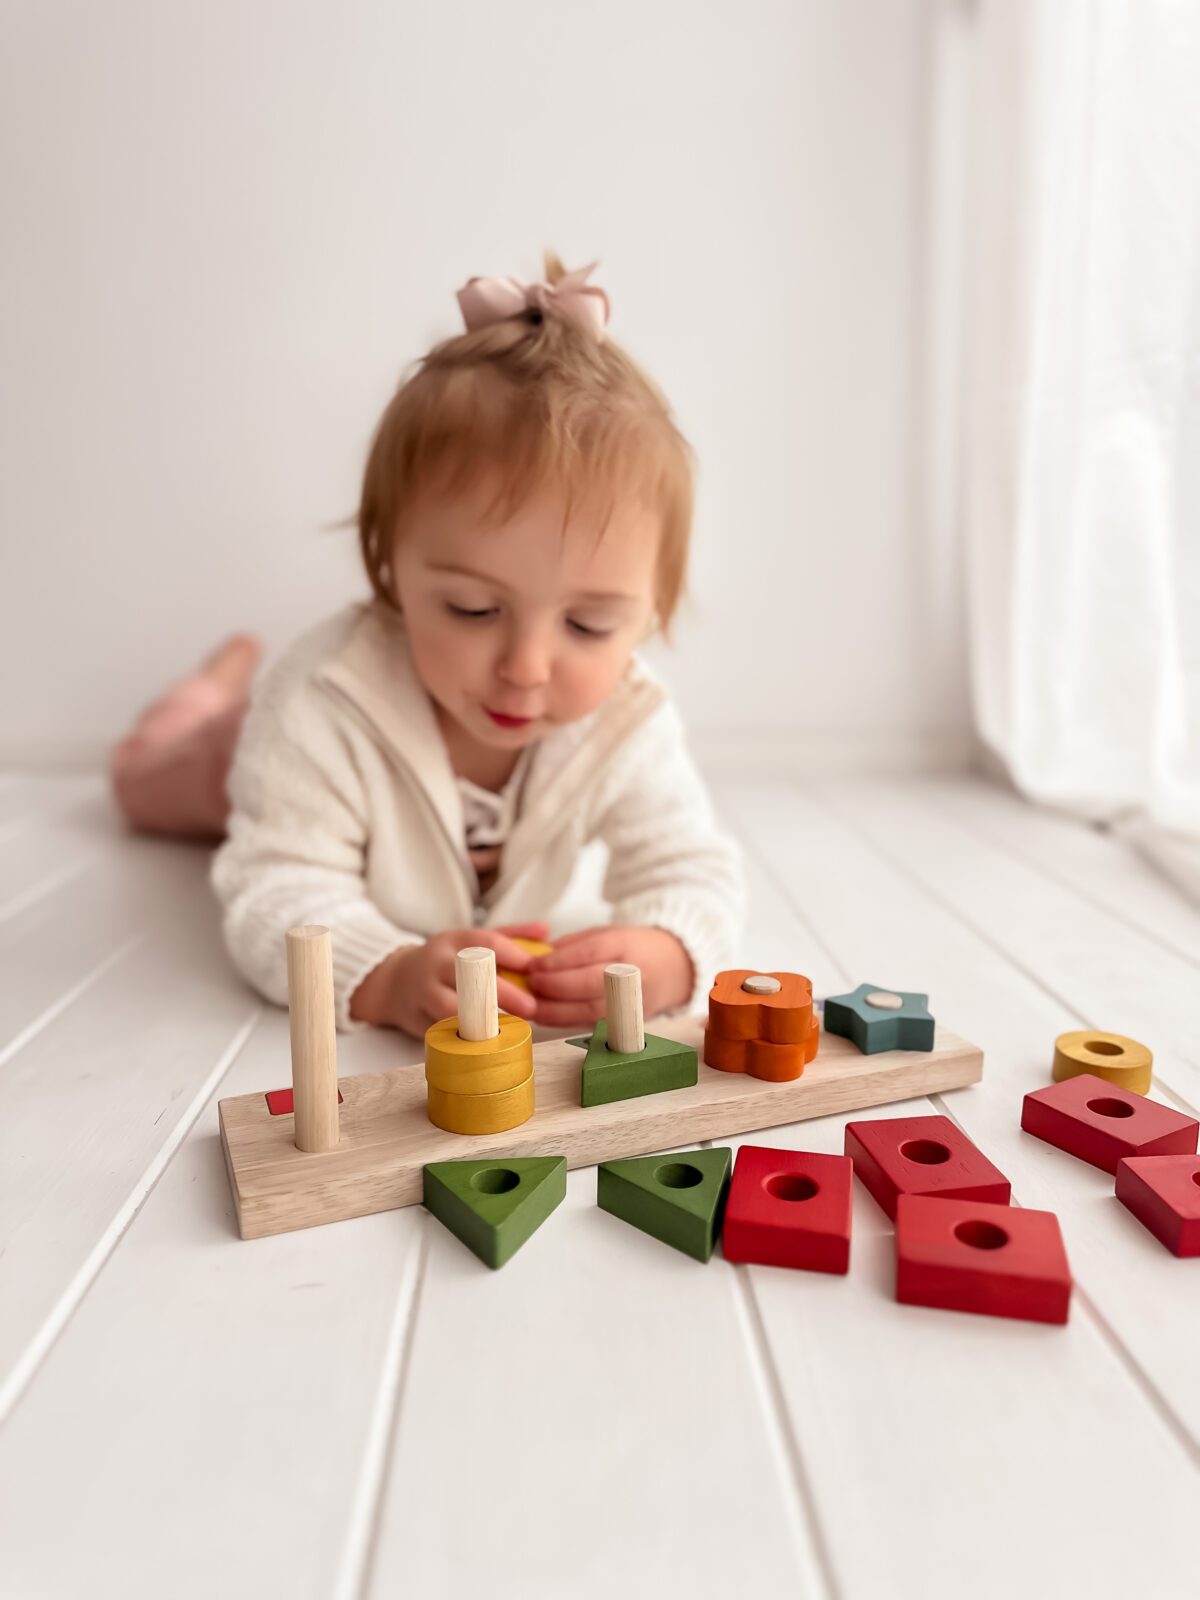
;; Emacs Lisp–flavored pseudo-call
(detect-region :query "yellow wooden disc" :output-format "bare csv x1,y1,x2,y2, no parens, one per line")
424,1013,533,1095
497,936,554,993
1052,1029,1153,1095
426,1073,535,1136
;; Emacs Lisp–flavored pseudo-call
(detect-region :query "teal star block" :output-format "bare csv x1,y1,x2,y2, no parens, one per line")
823,983,936,1055
566,1020,699,1107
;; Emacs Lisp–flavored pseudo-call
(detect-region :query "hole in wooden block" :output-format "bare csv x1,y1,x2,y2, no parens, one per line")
1192,1172,1200,1190
655,1161,704,1190
899,1138,951,1166
1087,1097,1135,1119
1084,1039,1123,1057
265,1088,343,1116
469,1167,521,1195
954,1219,1009,1251
766,1173,819,1203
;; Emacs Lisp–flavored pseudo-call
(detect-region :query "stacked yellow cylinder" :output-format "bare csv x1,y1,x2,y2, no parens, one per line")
425,947,535,1134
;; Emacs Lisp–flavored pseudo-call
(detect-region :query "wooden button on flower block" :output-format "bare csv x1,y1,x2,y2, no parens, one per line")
704,970,819,1080
424,948,534,1135
1052,1030,1153,1095
823,983,935,1055
1021,1074,1198,1174
895,1195,1072,1325
722,1146,852,1273
845,1113,1011,1220
1115,1155,1200,1256
568,964,698,1107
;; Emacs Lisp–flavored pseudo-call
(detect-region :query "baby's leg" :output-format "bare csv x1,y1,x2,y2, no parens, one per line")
110,635,262,840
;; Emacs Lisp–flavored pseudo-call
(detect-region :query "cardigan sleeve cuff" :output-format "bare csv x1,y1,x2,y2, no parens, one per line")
610,892,742,1017
327,907,422,1033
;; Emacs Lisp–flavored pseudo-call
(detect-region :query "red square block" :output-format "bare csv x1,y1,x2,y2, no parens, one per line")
1116,1155,1200,1256
844,1114,1010,1220
722,1146,852,1274
896,1195,1072,1325
1022,1074,1198,1175
265,1087,343,1116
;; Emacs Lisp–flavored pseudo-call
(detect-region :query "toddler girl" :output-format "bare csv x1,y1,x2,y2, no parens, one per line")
111,254,744,1037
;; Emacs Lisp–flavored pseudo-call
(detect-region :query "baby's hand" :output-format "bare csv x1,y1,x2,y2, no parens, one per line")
359,922,547,1038
526,925,694,1030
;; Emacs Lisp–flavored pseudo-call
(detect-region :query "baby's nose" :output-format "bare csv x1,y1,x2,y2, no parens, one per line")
498,635,552,687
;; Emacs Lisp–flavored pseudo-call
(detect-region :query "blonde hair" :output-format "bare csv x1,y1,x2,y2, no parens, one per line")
357,251,695,637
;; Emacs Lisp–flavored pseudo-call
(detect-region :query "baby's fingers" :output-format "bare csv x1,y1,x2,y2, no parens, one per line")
532,995,607,1029
458,929,542,974
531,929,620,973
527,963,606,1003
496,978,537,1022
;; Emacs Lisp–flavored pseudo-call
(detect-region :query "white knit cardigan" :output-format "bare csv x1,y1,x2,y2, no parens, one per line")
210,599,745,1031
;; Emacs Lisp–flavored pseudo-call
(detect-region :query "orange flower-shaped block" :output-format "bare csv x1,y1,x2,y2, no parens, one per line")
704,970,820,1081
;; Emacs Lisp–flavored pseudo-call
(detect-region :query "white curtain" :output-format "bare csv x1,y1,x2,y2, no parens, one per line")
962,0,1200,883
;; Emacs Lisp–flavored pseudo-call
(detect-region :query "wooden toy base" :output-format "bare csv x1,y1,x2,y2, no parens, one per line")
219,1016,984,1240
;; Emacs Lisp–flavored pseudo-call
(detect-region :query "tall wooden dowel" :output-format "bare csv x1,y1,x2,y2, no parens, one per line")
456,946,499,1041
286,925,340,1153
605,963,644,1054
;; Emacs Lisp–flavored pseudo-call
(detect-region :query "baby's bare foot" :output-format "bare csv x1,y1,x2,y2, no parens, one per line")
110,634,262,838
129,633,263,745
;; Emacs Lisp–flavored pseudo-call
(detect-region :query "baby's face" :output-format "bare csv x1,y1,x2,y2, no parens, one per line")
391,476,660,750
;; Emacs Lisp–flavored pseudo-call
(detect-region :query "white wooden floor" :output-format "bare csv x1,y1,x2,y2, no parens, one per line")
2,769,1199,1600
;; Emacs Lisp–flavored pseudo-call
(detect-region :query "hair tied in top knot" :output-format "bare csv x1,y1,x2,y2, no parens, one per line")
456,260,610,340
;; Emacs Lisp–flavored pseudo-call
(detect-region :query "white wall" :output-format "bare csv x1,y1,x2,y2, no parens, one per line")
0,0,972,771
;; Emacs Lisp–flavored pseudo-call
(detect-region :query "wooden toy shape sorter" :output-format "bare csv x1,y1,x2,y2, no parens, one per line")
722,1146,853,1274
704,970,820,1080
1021,1074,1198,1174
1052,1029,1153,1096
424,947,535,1135
598,1148,733,1262
845,1113,1011,1220
1115,1155,1200,1257
895,1195,1072,1326
568,962,698,1106
218,928,987,1240
823,984,935,1054
423,1156,567,1268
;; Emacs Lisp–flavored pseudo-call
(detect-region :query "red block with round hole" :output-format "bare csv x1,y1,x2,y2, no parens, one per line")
1021,1074,1198,1175
895,1195,1072,1325
721,1146,852,1273
844,1114,1011,1221
1115,1155,1200,1256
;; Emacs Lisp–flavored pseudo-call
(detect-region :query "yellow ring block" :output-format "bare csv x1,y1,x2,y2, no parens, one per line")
497,936,554,993
1052,1029,1153,1095
426,1073,535,1136
424,1013,534,1095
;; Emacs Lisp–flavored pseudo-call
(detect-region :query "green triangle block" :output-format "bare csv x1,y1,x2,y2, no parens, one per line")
572,1019,699,1107
423,1156,567,1269
597,1148,732,1262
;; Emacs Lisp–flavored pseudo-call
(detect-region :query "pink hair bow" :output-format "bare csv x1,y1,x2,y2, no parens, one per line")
456,260,610,339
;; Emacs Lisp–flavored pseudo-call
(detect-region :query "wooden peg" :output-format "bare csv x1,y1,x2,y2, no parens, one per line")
285,925,340,1154
456,946,499,1041
604,963,644,1054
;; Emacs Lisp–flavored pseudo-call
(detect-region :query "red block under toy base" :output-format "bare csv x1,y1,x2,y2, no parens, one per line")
1116,1155,1200,1256
895,1195,1072,1325
1021,1074,1199,1175
722,1146,852,1274
844,1114,1011,1221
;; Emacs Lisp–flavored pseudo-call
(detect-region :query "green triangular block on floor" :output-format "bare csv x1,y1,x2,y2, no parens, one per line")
423,1156,567,1269
597,1147,732,1262
568,1019,699,1107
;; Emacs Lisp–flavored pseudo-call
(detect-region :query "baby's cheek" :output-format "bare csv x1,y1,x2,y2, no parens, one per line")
557,645,633,719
